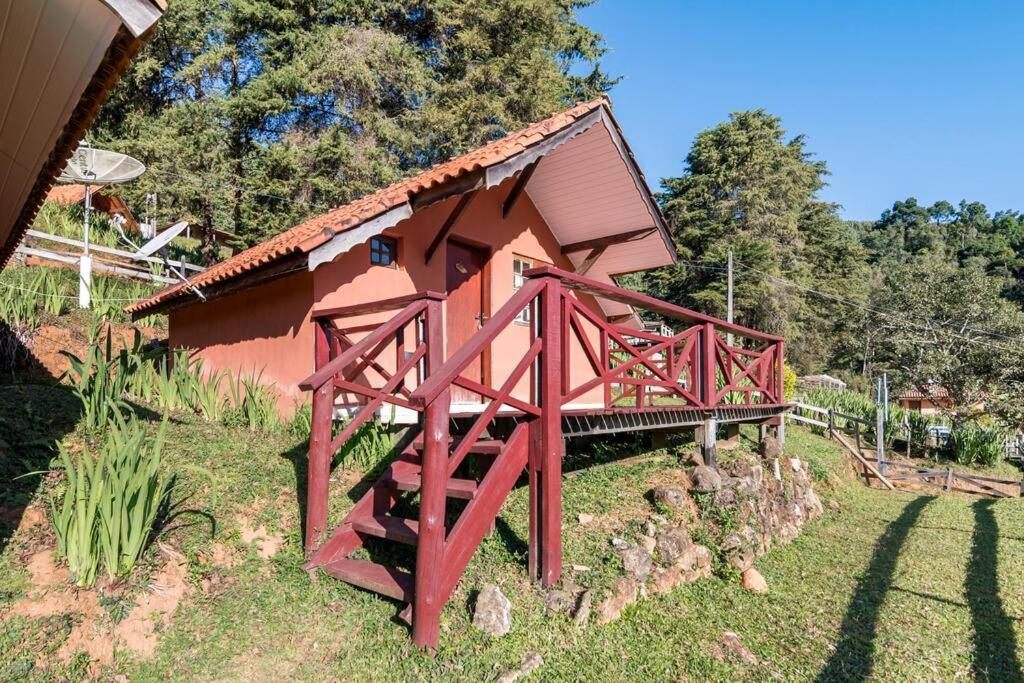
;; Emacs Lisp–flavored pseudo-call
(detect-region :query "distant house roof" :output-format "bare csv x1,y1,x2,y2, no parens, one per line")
128,97,677,317
896,386,952,401
0,0,163,271
45,183,140,232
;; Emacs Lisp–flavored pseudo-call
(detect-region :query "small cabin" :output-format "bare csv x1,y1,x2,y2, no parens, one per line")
128,98,681,415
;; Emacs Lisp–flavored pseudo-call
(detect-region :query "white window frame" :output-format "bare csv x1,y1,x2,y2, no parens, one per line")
513,256,533,324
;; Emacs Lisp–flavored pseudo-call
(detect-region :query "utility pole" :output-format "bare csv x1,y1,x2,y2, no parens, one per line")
876,375,887,477
726,249,734,347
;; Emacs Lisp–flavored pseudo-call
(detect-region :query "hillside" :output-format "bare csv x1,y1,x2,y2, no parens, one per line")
2,362,1023,682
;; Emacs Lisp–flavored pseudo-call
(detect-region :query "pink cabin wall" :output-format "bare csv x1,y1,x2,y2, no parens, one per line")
168,270,315,415
168,177,611,415
312,177,608,407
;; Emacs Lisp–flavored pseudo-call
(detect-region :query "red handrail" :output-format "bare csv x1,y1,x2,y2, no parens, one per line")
523,265,784,343
409,278,545,407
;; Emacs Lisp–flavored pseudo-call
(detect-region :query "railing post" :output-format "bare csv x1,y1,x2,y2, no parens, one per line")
701,322,716,408
529,277,563,586
305,320,332,554
776,340,785,404
414,297,448,649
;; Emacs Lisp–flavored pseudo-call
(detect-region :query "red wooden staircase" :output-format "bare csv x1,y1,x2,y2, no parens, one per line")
297,267,787,649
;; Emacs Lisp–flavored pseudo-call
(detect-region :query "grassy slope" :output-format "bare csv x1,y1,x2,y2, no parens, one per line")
2,385,1024,681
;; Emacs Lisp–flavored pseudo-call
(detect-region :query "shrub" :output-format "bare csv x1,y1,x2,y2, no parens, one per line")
950,423,1007,467
52,414,172,586
61,324,149,431
336,416,394,471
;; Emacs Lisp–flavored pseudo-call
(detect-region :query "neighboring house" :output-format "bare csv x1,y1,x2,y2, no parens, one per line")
896,385,985,415
127,98,682,414
46,184,140,233
0,0,163,272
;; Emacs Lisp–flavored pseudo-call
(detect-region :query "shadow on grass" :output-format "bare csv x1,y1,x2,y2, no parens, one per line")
815,495,934,682
966,499,1023,681
0,382,82,555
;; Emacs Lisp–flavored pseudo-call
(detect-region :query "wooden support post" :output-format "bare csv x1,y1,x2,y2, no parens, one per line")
776,419,786,448
828,410,835,441
305,322,333,555
946,468,954,491
702,417,718,469
413,299,448,649
759,423,768,444
527,278,563,586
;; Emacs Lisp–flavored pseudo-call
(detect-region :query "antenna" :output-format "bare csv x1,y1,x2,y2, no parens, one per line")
58,141,146,308
116,221,205,302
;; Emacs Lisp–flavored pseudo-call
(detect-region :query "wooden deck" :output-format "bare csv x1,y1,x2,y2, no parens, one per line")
297,266,788,648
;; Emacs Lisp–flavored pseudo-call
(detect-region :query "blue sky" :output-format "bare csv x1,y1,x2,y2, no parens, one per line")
578,1,1024,220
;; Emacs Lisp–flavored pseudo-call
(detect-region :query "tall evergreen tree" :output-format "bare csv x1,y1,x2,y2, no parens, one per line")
645,110,866,372
93,0,612,248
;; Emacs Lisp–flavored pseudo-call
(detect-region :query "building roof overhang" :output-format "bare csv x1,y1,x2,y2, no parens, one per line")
0,0,162,271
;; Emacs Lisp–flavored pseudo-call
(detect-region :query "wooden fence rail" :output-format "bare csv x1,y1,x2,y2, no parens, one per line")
787,403,1023,498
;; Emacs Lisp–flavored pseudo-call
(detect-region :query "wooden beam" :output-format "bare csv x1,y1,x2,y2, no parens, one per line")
575,246,606,276
560,227,657,254
501,160,539,219
424,191,477,264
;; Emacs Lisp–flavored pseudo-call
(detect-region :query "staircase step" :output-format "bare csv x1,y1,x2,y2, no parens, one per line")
412,437,505,456
321,557,413,602
386,472,478,500
352,515,419,545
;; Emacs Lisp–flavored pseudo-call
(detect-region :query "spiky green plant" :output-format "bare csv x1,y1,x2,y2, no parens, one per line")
60,324,148,430
950,423,1007,467
96,413,171,580
51,411,173,585
337,416,394,471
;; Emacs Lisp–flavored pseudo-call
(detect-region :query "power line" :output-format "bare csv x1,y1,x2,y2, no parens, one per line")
730,260,1024,355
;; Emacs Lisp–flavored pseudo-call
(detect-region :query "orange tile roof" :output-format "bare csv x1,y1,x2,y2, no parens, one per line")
128,97,613,315
46,184,90,205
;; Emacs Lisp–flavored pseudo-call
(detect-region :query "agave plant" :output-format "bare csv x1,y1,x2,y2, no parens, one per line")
51,441,104,586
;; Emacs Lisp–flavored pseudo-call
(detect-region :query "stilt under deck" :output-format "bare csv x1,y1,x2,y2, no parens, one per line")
298,266,788,649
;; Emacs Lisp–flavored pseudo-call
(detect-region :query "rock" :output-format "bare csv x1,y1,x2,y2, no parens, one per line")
620,546,653,580
650,513,668,525
577,513,595,525
741,568,768,594
572,590,593,626
497,652,544,683
648,565,683,594
644,520,658,537
827,499,841,512
610,537,630,551
639,535,657,555
473,585,512,636
759,436,783,460
715,631,759,666
596,577,639,625
727,546,755,573
691,465,722,493
714,487,737,507
655,527,692,565
790,458,802,472
652,485,689,510
681,448,704,467
680,544,714,582
571,564,591,573
543,590,574,614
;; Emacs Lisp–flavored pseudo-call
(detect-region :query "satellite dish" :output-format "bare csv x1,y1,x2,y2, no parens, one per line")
58,140,145,184
57,140,146,309
136,220,189,258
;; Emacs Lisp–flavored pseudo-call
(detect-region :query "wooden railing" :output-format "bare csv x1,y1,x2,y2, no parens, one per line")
298,291,445,551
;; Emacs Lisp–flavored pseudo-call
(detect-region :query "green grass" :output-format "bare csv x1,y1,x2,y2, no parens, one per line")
2,381,1024,681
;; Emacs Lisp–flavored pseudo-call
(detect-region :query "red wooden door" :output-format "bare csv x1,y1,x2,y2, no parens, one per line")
445,240,486,403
